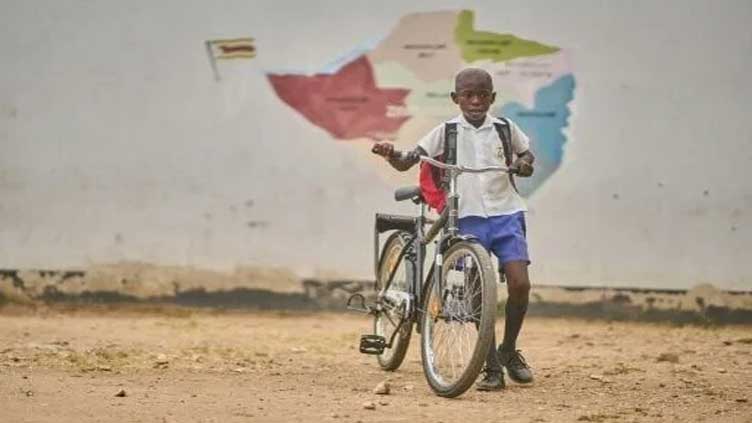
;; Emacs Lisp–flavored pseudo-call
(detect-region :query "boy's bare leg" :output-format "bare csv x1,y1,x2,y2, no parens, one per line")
498,260,534,383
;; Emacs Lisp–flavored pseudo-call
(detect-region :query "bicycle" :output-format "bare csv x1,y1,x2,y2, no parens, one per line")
347,156,510,398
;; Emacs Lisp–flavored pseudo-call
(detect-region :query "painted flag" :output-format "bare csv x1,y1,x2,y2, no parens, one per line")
207,37,256,59
205,37,256,81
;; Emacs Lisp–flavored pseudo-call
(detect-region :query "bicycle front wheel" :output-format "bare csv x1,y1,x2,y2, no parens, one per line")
419,240,497,397
373,231,414,371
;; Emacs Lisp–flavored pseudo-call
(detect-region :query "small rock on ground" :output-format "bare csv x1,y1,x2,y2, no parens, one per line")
373,381,390,395
656,352,680,363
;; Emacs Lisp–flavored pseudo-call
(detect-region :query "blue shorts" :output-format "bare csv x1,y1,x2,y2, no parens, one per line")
458,212,530,268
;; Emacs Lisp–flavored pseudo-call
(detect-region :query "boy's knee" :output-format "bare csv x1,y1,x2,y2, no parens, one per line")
502,261,530,301
508,277,530,297
506,273,530,302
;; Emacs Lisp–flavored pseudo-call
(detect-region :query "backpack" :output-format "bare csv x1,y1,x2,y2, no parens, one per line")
419,117,517,212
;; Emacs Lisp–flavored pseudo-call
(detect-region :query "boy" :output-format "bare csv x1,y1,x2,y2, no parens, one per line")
371,68,535,391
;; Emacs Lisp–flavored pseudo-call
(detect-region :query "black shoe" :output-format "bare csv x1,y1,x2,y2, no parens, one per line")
476,368,505,391
498,349,534,384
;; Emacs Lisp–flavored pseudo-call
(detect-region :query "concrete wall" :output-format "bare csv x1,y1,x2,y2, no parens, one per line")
1,0,750,290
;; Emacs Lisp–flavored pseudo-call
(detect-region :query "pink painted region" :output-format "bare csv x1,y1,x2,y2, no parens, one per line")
268,56,410,140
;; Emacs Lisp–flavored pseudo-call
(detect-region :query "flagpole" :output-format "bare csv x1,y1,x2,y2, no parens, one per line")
205,41,221,82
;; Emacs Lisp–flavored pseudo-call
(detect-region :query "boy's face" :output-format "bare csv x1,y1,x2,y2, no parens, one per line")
451,72,495,125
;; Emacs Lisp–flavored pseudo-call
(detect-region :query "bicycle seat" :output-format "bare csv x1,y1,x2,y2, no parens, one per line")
394,186,423,203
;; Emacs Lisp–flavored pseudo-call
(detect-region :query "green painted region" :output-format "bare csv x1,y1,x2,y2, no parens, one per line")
455,10,559,63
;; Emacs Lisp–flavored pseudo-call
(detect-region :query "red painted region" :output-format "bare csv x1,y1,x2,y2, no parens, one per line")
268,56,410,140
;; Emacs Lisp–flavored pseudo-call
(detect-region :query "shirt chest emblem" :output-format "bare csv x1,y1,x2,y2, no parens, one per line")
496,145,506,161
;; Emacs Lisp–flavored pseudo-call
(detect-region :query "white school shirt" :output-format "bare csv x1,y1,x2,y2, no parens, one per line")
417,113,530,218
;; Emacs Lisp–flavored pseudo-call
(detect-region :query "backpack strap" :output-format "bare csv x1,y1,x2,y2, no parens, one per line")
493,118,518,193
443,122,458,165
440,122,458,189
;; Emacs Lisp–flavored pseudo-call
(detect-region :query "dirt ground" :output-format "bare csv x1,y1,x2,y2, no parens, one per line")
1,305,751,423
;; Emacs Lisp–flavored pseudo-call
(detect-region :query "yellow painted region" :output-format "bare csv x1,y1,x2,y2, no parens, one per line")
217,53,256,60
209,37,254,45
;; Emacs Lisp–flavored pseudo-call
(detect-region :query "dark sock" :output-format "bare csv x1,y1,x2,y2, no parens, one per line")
500,298,528,353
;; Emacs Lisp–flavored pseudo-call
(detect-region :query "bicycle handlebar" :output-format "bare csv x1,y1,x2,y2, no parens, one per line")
419,155,512,174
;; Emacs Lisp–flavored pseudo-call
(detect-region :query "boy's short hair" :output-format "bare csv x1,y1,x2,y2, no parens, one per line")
454,68,493,91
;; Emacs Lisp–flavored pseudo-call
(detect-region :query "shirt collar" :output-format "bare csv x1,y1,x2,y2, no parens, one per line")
456,113,494,130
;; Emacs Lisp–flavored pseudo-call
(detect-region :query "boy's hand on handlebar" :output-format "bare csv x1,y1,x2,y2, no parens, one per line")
371,142,396,159
511,157,534,177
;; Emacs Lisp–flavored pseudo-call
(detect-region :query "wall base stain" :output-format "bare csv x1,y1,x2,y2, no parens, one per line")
1,266,750,324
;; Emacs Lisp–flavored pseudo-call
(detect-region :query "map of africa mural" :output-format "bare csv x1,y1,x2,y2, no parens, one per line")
267,10,576,196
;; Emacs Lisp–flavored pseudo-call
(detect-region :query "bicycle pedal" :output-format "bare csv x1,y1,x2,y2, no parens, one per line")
359,334,386,355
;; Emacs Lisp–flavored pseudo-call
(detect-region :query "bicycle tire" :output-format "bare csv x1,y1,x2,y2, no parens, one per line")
373,231,413,371
419,240,497,397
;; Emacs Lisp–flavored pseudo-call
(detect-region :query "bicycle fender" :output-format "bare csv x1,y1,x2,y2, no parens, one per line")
437,234,480,254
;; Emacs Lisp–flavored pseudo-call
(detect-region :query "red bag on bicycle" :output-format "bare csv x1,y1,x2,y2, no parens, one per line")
419,122,457,213
419,160,447,212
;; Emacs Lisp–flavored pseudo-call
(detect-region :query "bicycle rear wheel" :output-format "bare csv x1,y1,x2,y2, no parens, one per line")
373,231,414,371
419,240,497,397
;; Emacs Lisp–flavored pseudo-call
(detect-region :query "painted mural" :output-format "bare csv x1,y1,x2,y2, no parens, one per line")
267,10,576,196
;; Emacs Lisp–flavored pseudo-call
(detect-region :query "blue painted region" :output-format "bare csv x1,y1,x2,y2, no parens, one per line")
498,74,575,197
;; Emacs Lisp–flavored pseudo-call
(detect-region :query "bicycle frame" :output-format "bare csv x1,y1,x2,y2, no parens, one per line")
346,155,513,394
371,156,509,338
